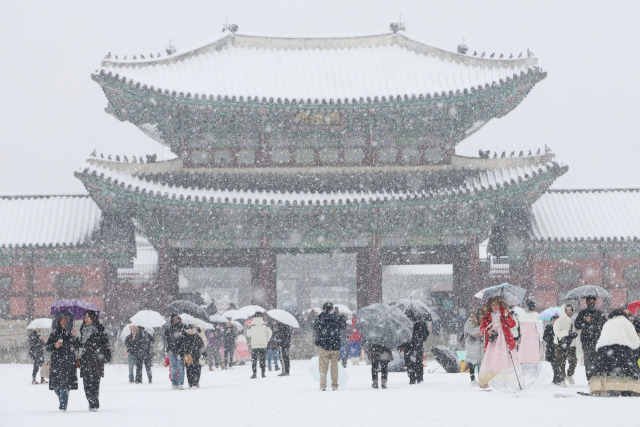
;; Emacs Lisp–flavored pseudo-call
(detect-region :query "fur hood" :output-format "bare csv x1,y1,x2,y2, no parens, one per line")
596,315,640,351
553,304,576,346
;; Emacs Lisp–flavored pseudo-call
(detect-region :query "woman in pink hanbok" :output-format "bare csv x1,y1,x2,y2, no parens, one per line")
517,299,543,364
478,297,521,388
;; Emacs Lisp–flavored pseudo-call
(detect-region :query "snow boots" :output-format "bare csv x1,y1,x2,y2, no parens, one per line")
372,380,379,389
381,379,387,389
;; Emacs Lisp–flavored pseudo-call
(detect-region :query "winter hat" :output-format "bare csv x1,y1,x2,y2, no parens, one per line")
254,312,264,317
322,302,334,311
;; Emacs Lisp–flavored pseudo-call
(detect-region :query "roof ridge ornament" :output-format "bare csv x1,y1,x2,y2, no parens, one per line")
222,22,239,34
457,38,468,55
390,21,405,34
166,39,176,56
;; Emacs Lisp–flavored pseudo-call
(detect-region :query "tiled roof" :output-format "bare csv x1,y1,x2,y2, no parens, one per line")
530,189,640,242
98,33,541,102
0,195,102,248
78,159,564,207
384,265,453,276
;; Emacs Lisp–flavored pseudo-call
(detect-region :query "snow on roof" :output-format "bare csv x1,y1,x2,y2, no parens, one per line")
530,189,640,242
384,264,453,276
99,33,539,102
79,159,561,207
0,195,102,248
117,234,158,279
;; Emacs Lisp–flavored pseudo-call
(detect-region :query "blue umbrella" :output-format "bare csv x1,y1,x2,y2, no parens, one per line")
474,283,527,306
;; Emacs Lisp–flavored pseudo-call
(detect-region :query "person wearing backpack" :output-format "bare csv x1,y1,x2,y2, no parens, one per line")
553,304,578,387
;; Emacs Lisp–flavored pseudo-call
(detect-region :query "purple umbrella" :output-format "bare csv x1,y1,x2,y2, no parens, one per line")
50,299,101,320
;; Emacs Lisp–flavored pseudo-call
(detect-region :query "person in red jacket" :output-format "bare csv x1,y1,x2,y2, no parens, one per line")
477,297,522,388
348,316,363,365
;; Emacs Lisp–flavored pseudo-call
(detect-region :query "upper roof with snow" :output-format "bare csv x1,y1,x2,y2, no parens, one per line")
0,195,103,248
99,33,540,102
530,189,640,242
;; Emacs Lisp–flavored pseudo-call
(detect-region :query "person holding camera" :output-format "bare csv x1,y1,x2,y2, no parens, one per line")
553,304,578,386
477,297,519,389
574,296,606,381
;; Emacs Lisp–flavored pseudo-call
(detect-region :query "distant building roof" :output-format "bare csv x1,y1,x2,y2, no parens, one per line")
0,195,102,248
99,33,541,102
530,189,640,242
384,264,453,276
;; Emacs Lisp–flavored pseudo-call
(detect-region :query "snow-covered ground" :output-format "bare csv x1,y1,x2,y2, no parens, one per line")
2,360,635,426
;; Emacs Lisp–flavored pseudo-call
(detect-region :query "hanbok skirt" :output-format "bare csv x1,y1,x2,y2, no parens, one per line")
518,323,541,364
478,328,522,388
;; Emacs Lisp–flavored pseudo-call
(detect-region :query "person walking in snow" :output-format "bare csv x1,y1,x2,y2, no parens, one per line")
245,312,272,378
314,302,342,390
574,295,606,381
46,312,79,412
276,323,292,376
553,304,578,386
205,326,223,371
266,322,281,372
348,316,363,365
141,328,154,383
29,328,47,385
366,343,393,389
222,322,237,369
464,310,483,385
78,310,110,412
125,325,146,384
402,318,429,384
517,299,543,364
183,325,205,388
543,315,560,384
164,314,187,389
337,308,350,368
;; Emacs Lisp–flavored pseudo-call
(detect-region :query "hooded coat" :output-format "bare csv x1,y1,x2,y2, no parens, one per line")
46,320,79,391
164,315,187,356
246,317,273,349
79,321,110,378
464,317,483,365
553,304,577,347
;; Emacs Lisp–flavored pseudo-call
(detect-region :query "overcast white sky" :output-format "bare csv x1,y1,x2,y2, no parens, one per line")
1,0,639,195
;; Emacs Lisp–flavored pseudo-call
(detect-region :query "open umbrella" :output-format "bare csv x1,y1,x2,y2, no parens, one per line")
562,285,612,300
474,283,527,306
178,313,214,330
391,299,436,322
231,320,244,331
167,300,208,320
334,304,353,315
538,307,562,320
209,314,229,323
235,305,266,319
354,303,413,348
130,310,166,329
120,324,154,342
266,309,300,328
627,300,640,317
223,309,239,319
26,318,52,330
431,345,460,373
50,299,100,320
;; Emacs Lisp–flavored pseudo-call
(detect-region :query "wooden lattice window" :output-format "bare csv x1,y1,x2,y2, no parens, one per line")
554,267,582,285
55,274,83,293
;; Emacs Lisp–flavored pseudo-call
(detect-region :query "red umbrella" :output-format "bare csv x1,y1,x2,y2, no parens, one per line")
627,300,640,316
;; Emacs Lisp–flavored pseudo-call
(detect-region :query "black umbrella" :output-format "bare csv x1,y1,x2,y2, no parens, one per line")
354,303,413,348
431,345,460,373
563,285,612,300
167,300,209,320
391,299,438,322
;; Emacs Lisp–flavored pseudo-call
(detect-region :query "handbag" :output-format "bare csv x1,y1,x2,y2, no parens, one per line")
40,361,51,378
164,355,170,367
184,354,194,366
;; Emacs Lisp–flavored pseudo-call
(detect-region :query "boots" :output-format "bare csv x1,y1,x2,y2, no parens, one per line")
372,379,379,389
40,377,47,384
381,379,387,389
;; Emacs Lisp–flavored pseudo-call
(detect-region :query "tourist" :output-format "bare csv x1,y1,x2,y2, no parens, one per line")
463,310,483,386
478,297,520,389
78,310,110,412
124,325,145,384
205,326,223,371
276,323,292,376
28,328,47,384
266,322,280,372
314,302,342,390
222,322,237,369
553,304,578,386
183,325,205,388
574,295,606,380
402,317,429,384
366,343,393,389
337,308,349,368
141,328,154,383
589,308,640,396
246,312,272,378
509,305,522,350
164,314,187,389
46,312,78,412
517,299,543,364
543,315,560,384
348,316,363,365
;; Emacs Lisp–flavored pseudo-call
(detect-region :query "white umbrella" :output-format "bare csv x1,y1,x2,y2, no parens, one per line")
209,314,229,323
194,319,215,330
26,318,52,329
304,307,322,315
130,310,166,329
235,305,266,319
179,313,197,325
120,324,154,342
231,320,244,331
334,304,353,315
267,309,300,328
223,309,239,319
474,283,527,306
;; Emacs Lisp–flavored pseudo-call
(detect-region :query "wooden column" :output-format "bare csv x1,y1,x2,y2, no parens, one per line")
453,241,481,316
102,263,119,324
25,254,35,319
251,248,277,309
156,246,179,311
356,246,382,309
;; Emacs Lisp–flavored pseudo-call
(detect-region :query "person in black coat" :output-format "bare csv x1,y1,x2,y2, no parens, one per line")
402,320,429,384
543,316,560,384
222,322,237,369
164,314,187,388
29,328,47,384
79,310,110,411
366,343,393,389
142,329,154,383
46,312,79,412
313,302,343,390
276,324,292,376
125,325,147,384
183,326,205,388
574,296,606,380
